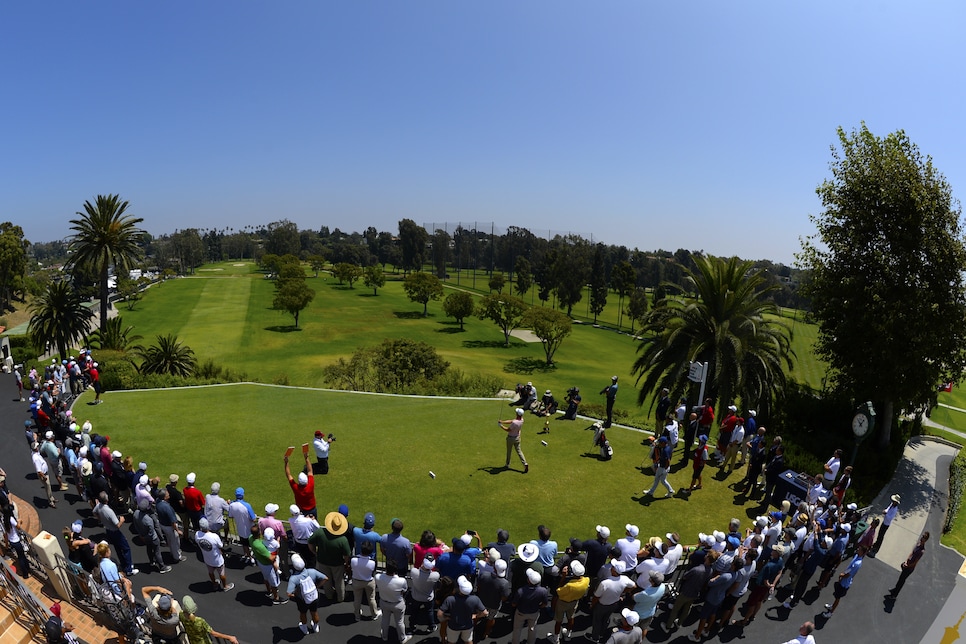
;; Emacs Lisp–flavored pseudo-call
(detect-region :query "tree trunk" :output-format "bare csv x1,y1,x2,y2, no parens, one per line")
877,399,895,448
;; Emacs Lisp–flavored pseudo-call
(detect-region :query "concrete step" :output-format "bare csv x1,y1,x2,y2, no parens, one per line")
0,606,14,631
0,622,38,644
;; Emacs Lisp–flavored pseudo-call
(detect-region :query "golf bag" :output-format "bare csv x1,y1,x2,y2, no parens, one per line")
593,424,613,461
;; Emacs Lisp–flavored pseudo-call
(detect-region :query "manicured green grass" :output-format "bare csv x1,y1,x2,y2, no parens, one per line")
122,265,661,425
944,504,966,555
78,261,840,549
782,313,826,391
76,384,770,545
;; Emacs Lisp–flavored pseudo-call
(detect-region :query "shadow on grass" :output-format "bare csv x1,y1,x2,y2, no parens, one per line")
503,357,556,375
356,292,378,297
463,340,517,349
477,465,509,475
394,311,426,320
264,326,302,333
436,327,465,334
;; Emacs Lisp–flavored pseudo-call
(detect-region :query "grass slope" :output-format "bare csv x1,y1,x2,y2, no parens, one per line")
123,266,659,423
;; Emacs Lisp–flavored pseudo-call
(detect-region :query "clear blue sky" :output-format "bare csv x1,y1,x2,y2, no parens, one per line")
3,1,965,264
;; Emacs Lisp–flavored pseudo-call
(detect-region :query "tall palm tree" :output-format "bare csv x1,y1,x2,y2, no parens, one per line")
88,317,143,352
66,194,145,332
28,281,94,359
136,334,196,377
631,255,794,418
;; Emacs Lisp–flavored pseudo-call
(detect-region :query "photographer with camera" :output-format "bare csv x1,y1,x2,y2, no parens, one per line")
562,386,581,420
312,431,336,475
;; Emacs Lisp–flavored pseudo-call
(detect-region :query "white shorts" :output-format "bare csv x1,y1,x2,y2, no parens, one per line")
446,627,474,643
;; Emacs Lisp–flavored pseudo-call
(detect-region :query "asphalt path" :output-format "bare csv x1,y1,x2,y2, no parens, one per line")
1,373,961,644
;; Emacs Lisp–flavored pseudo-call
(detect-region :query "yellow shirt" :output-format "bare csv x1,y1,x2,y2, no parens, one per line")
557,576,590,603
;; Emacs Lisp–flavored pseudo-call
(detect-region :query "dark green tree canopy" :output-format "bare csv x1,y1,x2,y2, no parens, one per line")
66,194,145,331
332,262,363,288
363,265,386,295
513,256,533,297
488,272,506,294
632,255,793,418
137,334,197,377
28,280,94,359
443,291,475,330
524,306,572,365
272,259,315,328
398,219,429,273
799,123,966,446
477,294,528,346
403,271,444,316
0,222,28,312
89,316,143,352
264,220,301,257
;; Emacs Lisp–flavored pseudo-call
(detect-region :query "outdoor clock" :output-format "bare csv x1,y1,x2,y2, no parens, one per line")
851,411,870,438
852,402,875,439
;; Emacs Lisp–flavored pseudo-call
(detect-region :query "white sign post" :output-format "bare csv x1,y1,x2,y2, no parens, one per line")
688,361,708,408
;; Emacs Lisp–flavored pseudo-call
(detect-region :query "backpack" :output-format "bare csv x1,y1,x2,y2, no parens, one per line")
299,573,319,603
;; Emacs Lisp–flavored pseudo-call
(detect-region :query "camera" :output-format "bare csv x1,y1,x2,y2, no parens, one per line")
327,434,336,441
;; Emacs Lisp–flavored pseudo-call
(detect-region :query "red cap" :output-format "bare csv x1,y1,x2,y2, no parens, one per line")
314,431,323,438
50,602,62,616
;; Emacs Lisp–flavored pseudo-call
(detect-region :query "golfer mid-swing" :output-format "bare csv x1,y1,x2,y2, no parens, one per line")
498,408,529,474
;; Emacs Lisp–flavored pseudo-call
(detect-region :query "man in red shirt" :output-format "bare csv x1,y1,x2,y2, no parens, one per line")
285,450,317,517
90,362,103,404
183,472,205,532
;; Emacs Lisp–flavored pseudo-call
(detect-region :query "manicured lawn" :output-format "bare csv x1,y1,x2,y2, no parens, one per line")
69,261,845,551
76,384,773,546
121,264,661,425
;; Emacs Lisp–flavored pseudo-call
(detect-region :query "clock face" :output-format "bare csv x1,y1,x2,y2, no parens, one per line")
852,412,869,437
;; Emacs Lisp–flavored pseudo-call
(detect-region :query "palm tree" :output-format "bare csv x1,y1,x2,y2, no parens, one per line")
88,317,143,352
631,255,794,418
136,334,197,377
65,194,145,332
28,281,94,359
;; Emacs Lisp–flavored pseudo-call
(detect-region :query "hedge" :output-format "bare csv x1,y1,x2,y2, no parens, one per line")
945,448,966,534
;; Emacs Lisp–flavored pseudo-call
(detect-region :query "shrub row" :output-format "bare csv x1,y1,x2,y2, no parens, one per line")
945,448,966,534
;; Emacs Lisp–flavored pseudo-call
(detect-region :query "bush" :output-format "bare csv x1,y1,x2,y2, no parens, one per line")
945,448,966,534
98,351,249,392
5,334,38,367
579,401,645,430
434,368,501,398
99,354,141,391
323,339,450,393
197,358,223,380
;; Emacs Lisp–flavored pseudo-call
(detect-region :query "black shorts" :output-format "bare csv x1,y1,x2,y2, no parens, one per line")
721,594,740,611
833,580,849,599
296,596,320,612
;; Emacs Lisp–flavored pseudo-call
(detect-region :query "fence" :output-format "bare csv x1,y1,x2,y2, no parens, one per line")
1,557,51,642
10,530,244,644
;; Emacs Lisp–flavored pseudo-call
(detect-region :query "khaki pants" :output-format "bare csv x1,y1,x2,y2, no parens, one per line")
505,436,527,467
39,472,55,504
